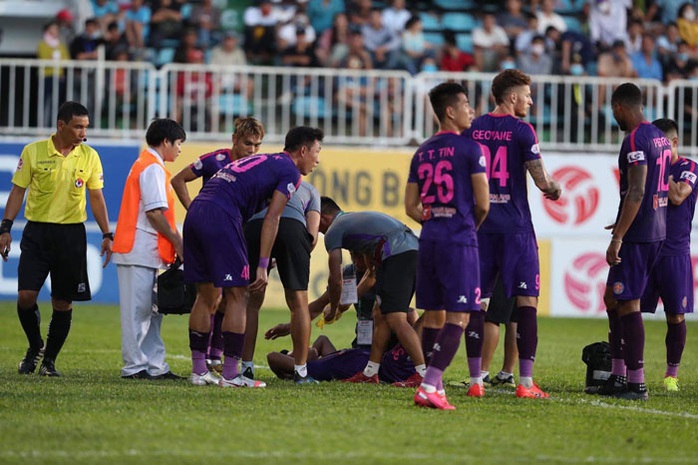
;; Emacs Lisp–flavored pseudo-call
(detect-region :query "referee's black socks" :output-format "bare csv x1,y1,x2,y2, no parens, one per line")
44,309,72,361
17,303,43,352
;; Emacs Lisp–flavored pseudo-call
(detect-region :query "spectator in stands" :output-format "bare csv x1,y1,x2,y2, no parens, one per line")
174,27,199,64
589,0,630,52
307,0,346,35
37,21,70,127
665,40,695,81
440,29,476,72
517,34,553,75
56,9,76,47
92,0,121,34
124,0,151,55
498,0,528,50
110,48,137,119
545,25,595,74
625,18,644,55
349,0,373,28
190,0,223,49
536,0,567,34
632,33,664,81
336,35,375,136
677,2,698,49
149,0,184,50
382,0,411,36
657,22,682,65
515,13,540,55
598,39,636,78
362,8,401,70
646,0,688,24
316,12,351,67
104,21,128,60
175,48,214,131
278,14,317,52
556,53,594,142
70,18,104,61
282,27,319,68
243,0,280,65
210,32,253,100
400,16,434,75
472,12,510,72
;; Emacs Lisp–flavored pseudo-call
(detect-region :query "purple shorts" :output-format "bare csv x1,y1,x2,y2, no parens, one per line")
641,253,694,314
379,344,416,383
183,201,249,288
606,241,663,301
307,348,370,381
479,232,540,298
416,240,481,312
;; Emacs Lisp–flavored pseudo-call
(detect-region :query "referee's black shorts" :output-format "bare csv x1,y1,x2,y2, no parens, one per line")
244,217,312,291
18,221,91,301
485,275,517,325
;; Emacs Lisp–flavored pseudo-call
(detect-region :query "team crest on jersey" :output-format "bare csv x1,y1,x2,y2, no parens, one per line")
16,158,23,172
682,296,688,309
627,151,645,163
478,155,486,167
613,282,624,295
216,153,227,161
531,143,540,155
193,159,203,170
681,171,697,184
653,194,658,210
75,178,84,188
287,182,296,194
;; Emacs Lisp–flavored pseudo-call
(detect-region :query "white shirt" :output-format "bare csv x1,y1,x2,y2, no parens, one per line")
472,25,510,48
382,7,411,34
536,11,568,34
113,148,170,269
589,0,631,45
243,6,280,26
277,23,317,47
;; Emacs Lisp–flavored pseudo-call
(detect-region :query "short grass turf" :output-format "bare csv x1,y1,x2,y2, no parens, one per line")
1,302,697,465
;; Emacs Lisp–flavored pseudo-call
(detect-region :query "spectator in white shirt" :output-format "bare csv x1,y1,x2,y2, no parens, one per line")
473,12,510,71
536,0,567,34
382,0,411,35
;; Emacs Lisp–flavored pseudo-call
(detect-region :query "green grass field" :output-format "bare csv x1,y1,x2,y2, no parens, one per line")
1,302,697,465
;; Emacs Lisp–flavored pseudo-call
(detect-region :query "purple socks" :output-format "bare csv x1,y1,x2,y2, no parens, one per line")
665,320,686,377
620,312,645,384
422,323,464,388
516,306,537,378
465,311,484,378
222,331,245,380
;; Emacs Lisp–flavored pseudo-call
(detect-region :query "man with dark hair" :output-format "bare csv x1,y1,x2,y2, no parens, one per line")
320,197,427,386
1,101,113,377
638,118,696,393
184,126,322,388
113,118,187,380
171,117,265,376
465,69,561,399
406,82,489,409
600,83,671,401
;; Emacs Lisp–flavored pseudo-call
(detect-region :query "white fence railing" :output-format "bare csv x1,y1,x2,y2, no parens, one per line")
1,58,697,154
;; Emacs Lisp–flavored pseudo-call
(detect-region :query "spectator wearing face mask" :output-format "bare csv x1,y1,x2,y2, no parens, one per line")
517,35,553,75
665,40,695,81
677,2,698,49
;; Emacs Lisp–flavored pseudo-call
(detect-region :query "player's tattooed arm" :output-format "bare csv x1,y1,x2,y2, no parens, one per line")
525,159,562,200
668,175,693,205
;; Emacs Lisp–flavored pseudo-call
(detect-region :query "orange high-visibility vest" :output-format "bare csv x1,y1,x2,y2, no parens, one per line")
113,149,177,264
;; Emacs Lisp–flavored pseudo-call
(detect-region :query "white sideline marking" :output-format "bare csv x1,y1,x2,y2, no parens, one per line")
2,450,697,463
485,387,698,420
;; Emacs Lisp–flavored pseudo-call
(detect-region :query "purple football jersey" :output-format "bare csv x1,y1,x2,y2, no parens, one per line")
192,152,301,222
615,122,671,243
464,113,541,234
662,156,698,255
408,131,486,245
190,148,234,185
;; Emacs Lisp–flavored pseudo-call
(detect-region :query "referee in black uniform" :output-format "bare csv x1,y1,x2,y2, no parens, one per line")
0,101,113,377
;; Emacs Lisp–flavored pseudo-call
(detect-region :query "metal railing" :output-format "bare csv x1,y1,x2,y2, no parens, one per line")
1,58,696,154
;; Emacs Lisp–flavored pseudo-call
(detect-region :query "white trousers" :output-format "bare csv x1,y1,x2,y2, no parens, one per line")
117,264,170,377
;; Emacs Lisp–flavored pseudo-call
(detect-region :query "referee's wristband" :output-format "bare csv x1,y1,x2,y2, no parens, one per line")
102,232,114,241
0,218,13,235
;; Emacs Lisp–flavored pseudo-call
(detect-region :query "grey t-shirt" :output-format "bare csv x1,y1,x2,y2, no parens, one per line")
249,181,320,226
323,211,418,260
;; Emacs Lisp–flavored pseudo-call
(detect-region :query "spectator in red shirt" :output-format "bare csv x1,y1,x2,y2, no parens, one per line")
440,30,476,71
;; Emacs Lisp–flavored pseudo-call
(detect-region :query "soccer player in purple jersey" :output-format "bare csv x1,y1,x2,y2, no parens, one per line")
171,117,264,375
600,83,671,401
464,69,561,399
639,118,696,392
183,126,321,388
406,82,490,409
